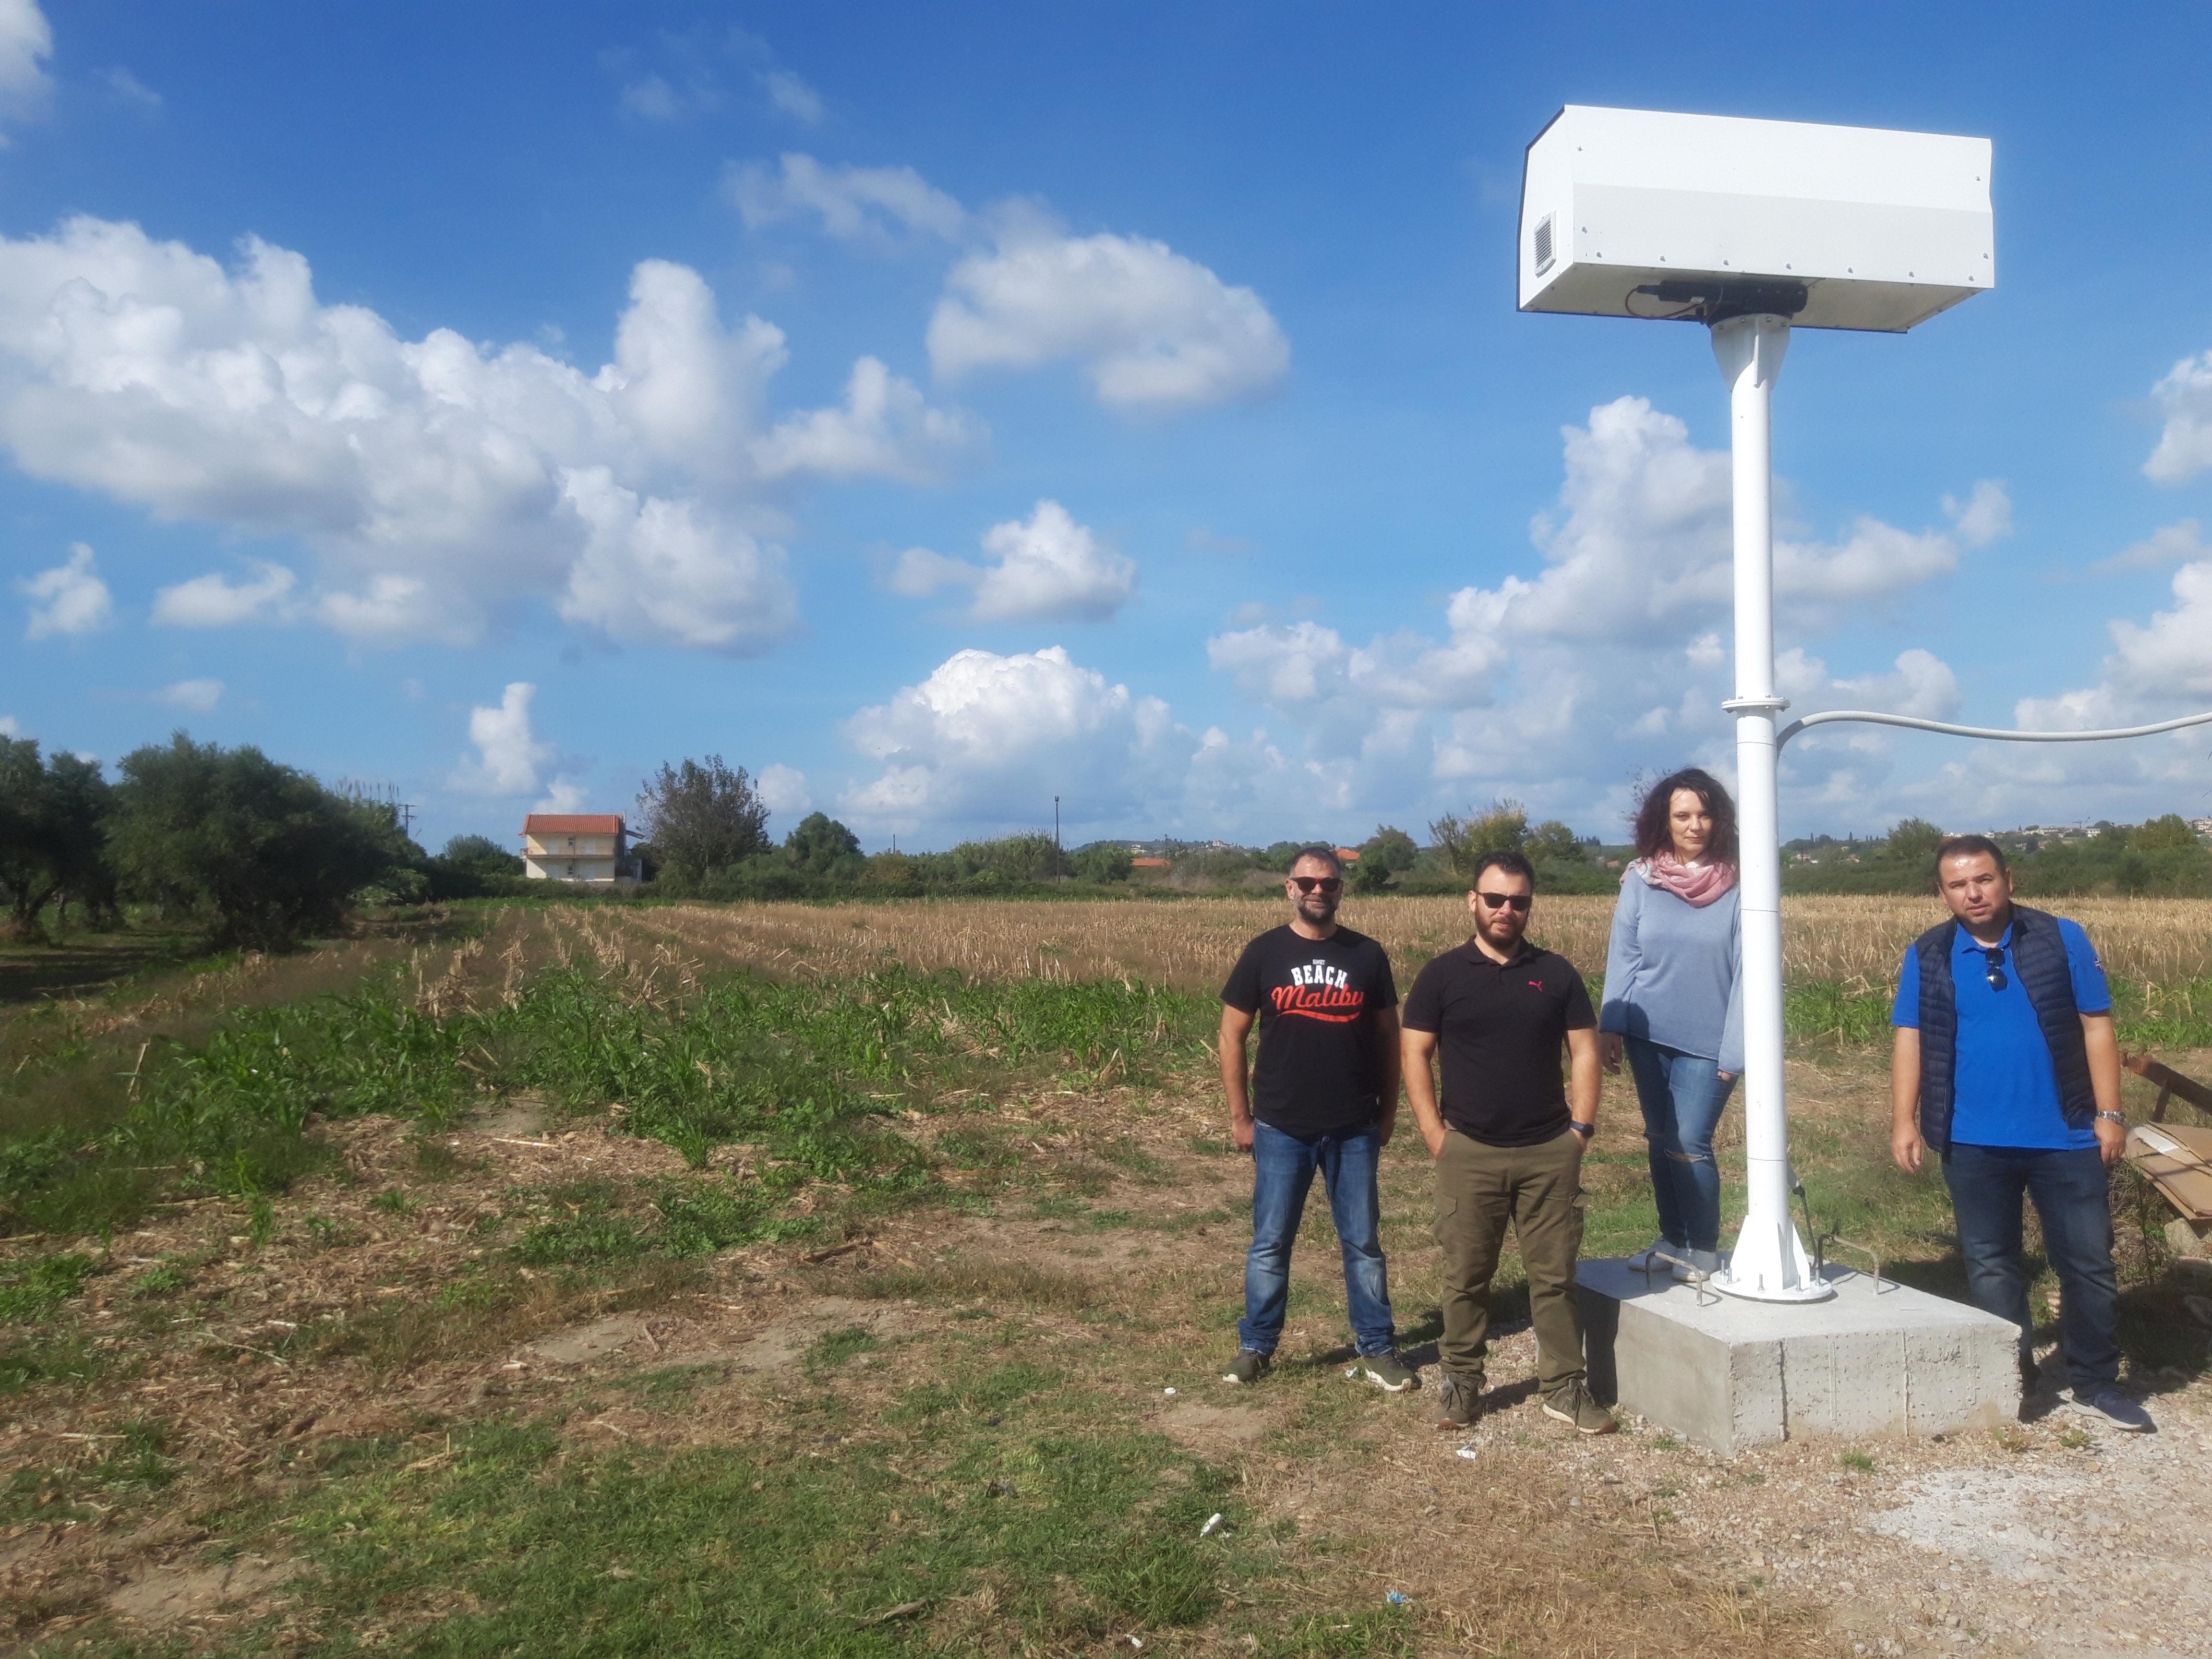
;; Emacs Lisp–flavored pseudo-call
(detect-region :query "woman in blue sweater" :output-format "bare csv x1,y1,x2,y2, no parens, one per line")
1599,768,1746,1279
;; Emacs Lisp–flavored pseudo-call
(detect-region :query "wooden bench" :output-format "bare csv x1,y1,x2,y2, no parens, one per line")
2123,1052,2212,1125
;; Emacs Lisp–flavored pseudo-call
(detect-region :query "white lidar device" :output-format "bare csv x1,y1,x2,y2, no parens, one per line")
1519,106,1992,334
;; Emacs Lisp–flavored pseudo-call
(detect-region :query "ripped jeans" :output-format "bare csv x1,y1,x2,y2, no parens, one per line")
1623,1036,1737,1252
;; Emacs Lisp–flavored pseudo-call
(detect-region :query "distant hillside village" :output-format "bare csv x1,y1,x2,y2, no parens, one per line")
5,734,2207,952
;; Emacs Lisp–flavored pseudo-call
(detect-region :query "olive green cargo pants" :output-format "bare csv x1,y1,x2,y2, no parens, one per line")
1431,1126,1587,1395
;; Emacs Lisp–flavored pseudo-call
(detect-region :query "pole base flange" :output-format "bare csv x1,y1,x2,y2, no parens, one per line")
1710,1215,1836,1303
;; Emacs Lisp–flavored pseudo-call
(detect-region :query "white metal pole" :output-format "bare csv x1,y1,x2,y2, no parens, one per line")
1709,313,1829,1302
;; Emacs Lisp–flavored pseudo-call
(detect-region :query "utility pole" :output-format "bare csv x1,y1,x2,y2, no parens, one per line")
1053,796,1062,879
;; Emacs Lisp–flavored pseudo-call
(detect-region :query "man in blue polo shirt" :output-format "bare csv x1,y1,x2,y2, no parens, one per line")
1889,834,2152,1433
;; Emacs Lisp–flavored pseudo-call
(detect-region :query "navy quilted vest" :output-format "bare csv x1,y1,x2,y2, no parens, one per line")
1912,905,2095,1152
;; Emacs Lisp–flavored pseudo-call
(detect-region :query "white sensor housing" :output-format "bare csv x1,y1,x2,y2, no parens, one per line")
1519,106,1994,332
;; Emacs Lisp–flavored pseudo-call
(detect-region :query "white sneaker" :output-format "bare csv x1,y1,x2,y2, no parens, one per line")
1627,1237,1680,1271
1670,1248,1722,1281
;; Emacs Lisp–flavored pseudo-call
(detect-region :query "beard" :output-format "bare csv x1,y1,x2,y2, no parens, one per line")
1475,912,1526,951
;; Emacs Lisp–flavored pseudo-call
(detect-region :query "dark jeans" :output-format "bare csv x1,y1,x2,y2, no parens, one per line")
1240,1120,1394,1357
1940,1142,2121,1387
1623,1036,1736,1251
1431,1126,1588,1395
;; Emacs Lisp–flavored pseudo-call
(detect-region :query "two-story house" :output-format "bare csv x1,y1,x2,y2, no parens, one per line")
520,814,638,886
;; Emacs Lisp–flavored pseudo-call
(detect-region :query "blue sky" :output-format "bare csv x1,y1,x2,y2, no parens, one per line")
4,1,2211,854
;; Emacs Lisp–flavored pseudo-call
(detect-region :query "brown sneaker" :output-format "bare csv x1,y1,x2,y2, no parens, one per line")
1434,1370,1483,1429
1540,1380,1617,1436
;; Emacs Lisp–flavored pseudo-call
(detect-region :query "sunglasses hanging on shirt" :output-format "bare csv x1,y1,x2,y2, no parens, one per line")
1982,945,2007,992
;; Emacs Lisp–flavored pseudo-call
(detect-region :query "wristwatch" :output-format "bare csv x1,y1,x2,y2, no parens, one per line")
1568,1120,1595,1140
2093,1110,2126,1127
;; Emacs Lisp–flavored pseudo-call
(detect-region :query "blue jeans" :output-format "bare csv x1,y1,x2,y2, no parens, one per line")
1941,1142,2121,1386
1240,1120,1394,1357
1624,1036,1736,1252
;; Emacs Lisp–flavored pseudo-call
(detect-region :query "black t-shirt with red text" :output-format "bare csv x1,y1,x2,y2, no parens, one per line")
1221,925,1398,1137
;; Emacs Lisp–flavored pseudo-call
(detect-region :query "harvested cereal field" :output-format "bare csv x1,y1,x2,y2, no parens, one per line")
2,895,2208,1657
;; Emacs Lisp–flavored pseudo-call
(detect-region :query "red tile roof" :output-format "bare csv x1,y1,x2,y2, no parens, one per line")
522,815,624,835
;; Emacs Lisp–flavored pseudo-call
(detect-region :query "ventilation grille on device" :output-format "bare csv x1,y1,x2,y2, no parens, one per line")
1532,214,1555,275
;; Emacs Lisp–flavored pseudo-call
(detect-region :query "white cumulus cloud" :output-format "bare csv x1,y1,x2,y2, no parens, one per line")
2092,519,2204,575
841,645,1189,829
0,0,51,128
1928,549,2212,829
726,154,965,245
151,560,296,626
761,69,822,125
556,469,796,653
753,355,981,482
21,542,111,638
757,762,811,816
1941,480,2011,548
884,499,1135,623
728,154,1288,414
0,218,970,650
1199,396,1985,834
2145,350,2212,484
451,682,553,796
158,677,223,712
534,776,589,814
930,211,1290,411
98,66,159,111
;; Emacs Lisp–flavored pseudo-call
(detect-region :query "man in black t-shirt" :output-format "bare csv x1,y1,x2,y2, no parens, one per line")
1218,846,1414,1392
1402,850,1614,1435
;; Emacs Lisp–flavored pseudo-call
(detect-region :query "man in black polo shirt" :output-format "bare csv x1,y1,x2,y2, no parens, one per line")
1402,850,1612,1434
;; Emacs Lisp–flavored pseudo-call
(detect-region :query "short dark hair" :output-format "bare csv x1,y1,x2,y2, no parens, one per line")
1471,849,1536,889
1935,834,2008,878
1633,767,1739,866
1289,844,1343,877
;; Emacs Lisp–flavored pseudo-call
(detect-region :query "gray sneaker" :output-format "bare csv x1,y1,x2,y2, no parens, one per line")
1434,1370,1483,1428
1222,1348,1272,1385
1627,1236,1680,1272
2068,1384,2153,1433
1541,1380,1618,1436
1358,1350,1419,1393
1670,1248,1722,1282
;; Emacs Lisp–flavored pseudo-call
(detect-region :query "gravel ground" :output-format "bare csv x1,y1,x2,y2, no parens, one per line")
1411,1318,2212,1659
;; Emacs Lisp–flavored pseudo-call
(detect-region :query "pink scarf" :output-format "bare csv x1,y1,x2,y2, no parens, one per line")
1634,851,1738,908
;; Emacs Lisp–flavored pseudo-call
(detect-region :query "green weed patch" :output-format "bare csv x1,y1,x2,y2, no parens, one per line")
265,1356,1343,1657
0,1251,98,1322
0,962,1216,1242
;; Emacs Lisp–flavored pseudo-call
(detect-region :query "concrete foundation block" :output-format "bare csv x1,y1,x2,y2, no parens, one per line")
1577,1258,2020,1456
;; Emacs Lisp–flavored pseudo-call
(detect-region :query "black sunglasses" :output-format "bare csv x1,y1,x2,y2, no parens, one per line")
1477,891,1532,913
1982,946,2007,992
1290,876,1342,894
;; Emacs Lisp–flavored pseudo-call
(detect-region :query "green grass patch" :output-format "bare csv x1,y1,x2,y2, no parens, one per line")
0,1251,99,1322
0,955,1214,1243
254,1354,1374,1657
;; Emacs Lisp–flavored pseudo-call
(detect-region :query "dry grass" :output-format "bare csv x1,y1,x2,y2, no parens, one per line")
623,893,2212,994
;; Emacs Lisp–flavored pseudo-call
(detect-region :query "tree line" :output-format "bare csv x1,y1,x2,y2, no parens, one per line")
0,733,521,949
1785,814,2212,896
14,729,2198,950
